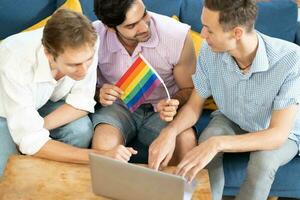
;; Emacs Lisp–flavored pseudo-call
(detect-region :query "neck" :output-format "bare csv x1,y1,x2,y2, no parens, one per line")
116,32,138,55
231,31,258,70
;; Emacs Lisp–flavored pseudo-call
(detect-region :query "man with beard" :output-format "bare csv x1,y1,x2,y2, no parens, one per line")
91,0,197,165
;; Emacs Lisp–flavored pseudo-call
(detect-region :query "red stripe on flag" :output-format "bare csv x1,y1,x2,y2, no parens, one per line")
115,56,143,87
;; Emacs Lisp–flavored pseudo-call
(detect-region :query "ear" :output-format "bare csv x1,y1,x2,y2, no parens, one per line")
43,47,56,64
233,27,244,40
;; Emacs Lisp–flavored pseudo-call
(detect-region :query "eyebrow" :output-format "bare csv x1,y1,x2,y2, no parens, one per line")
124,8,147,27
66,55,94,66
202,24,210,29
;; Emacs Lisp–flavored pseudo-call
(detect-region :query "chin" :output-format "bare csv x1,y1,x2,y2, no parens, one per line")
70,75,85,81
138,33,151,42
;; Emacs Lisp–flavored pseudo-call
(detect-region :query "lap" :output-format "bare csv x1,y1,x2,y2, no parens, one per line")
249,138,298,167
199,111,246,142
91,103,167,146
38,100,93,147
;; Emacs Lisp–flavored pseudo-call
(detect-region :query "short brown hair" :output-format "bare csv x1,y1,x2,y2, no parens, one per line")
204,0,257,32
42,9,97,58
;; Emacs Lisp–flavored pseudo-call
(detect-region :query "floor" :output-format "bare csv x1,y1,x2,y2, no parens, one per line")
222,197,299,200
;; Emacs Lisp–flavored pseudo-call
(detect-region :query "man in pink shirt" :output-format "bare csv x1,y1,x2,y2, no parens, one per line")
91,0,197,166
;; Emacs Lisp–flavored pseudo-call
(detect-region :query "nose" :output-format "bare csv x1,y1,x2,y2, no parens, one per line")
137,20,149,33
77,62,88,75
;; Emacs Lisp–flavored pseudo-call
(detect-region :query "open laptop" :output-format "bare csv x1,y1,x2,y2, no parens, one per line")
89,153,193,200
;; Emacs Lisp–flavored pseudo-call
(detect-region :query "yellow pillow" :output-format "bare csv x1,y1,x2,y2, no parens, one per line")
172,16,217,110
24,0,82,32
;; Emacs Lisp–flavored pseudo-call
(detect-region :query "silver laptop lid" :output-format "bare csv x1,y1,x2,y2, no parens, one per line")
89,153,185,200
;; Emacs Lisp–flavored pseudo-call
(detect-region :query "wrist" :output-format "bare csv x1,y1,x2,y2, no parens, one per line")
163,125,179,138
209,136,223,153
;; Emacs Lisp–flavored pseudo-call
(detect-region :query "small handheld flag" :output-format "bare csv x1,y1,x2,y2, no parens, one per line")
115,54,170,112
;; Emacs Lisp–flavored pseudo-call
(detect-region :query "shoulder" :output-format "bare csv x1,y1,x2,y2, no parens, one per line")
92,20,107,35
261,33,300,68
0,29,43,76
150,12,190,40
1,28,43,54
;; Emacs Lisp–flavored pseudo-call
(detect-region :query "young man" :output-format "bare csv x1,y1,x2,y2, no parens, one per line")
92,0,197,163
149,0,300,200
0,9,101,176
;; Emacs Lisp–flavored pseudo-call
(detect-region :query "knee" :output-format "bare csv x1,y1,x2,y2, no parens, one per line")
61,116,93,148
92,124,124,150
175,128,197,159
199,127,226,142
247,152,279,180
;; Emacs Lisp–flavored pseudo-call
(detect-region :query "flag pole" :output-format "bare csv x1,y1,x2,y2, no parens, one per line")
139,53,171,100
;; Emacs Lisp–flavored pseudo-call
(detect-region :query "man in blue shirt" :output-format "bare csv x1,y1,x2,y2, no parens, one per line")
148,0,300,199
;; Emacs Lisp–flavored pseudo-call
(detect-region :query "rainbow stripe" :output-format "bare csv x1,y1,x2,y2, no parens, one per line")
115,55,162,112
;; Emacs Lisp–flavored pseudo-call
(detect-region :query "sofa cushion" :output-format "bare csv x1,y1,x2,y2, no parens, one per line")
0,0,84,40
143,0,182,17
256,0,298,42
57,0,97,21
0,0,57,40
180,0,298,42
25,0,83,32
223,153,300,198
180,0,203,33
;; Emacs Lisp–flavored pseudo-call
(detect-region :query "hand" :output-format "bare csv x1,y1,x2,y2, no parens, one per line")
99,84,123,106
103,145,137,162
175,137,219,182
157,99,179,122
148,127,177,170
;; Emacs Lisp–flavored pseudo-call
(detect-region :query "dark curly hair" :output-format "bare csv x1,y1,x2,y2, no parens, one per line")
94,0,135,28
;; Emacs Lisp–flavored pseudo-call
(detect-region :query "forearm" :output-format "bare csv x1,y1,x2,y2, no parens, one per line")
44,103,88,130
168,90,205,136
215,128,290,153
172,87,193,108
33,140,93,164
168,103,201,136
216,106,298,153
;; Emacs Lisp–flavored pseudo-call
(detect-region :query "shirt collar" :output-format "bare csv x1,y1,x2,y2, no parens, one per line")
107,14,159,54
249,32,270,73
222,31,270,73
34,45,57,84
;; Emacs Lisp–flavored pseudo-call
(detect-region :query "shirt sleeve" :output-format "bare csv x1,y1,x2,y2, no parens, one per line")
192,42,212,99
65,38,99,113
273,65,300,110
0,46,51,155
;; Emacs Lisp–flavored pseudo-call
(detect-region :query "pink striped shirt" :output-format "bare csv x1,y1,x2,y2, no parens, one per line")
93,12,190,108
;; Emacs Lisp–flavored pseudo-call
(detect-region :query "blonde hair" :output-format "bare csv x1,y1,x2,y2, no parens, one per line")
42,9,97,58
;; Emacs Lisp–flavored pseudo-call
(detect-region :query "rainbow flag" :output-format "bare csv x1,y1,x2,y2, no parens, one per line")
116,54,170,112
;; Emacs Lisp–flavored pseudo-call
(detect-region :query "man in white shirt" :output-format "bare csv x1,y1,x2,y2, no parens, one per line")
0,9,100,176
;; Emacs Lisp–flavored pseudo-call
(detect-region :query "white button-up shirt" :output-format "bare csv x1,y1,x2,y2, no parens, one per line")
0,28,98,155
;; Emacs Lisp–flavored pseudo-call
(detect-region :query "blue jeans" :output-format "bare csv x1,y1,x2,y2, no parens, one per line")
0,100,93,177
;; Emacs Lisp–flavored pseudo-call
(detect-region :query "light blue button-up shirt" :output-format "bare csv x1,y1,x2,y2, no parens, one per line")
193,32,300,154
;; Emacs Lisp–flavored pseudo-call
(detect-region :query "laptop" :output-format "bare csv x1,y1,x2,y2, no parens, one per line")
89,153,193,200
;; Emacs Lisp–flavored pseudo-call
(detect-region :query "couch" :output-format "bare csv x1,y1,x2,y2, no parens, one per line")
1,0,300,198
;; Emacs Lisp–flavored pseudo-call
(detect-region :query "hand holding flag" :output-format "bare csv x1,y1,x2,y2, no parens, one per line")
156,99,179,122
115,54,170,112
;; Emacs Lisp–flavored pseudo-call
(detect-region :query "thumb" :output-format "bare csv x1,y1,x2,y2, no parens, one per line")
127,147,138,155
